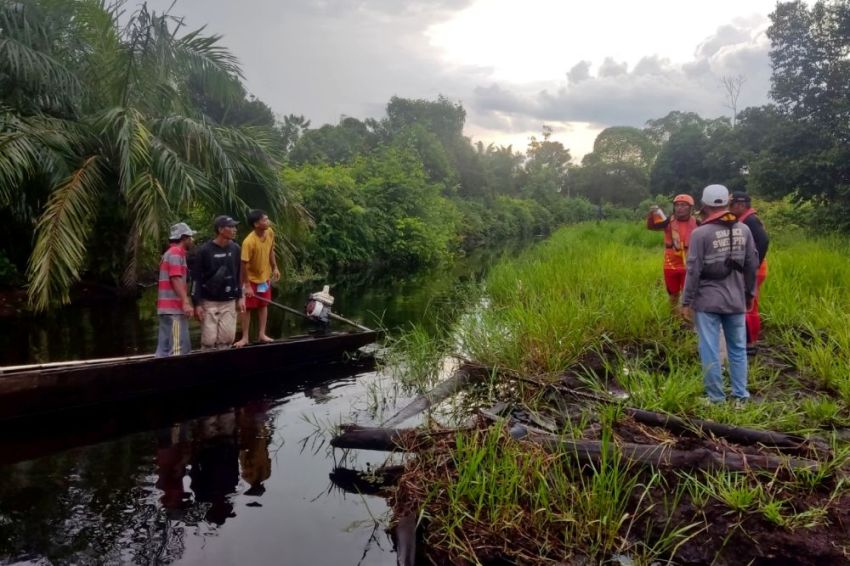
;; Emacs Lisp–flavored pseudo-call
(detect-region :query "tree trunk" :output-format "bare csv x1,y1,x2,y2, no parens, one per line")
329,465,405,495
381,363,483,428
331,425,820,473
532,435,818,472
624,407,817,451
330,424,436,451
393,511,418,566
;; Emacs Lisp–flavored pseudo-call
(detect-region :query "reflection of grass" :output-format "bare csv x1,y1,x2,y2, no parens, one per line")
390,222,850,563
381,323,451,393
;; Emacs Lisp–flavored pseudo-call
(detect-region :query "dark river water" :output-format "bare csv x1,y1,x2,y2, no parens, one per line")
0,247,518,565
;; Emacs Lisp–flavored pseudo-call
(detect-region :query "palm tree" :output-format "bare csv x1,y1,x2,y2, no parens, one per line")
0,0,296,310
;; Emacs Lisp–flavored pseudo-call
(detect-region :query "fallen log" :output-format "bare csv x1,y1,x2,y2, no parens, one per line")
549,382,827,453
331,425,417,451
330,424,461,451
531,434,819,472
624,407,818,451
332,424,820,472
329,465,405,495
381,363,482,428
394,511,418,566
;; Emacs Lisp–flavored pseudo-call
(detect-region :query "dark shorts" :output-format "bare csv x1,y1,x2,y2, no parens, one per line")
245,280,272,310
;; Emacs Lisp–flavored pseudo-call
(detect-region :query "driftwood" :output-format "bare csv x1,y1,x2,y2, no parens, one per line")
331,425,417,451
623,407,821,452
331,424,820,473
330,424,462,451
381,363,482,428
522,430,819,472
544,379,828,453
394,511,418,566
329,465,405,495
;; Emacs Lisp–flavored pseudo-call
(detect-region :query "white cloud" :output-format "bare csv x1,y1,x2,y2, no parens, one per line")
140,0,776,158
468,16,773,145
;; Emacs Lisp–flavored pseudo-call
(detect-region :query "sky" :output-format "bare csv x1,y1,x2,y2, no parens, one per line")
144,0,779,159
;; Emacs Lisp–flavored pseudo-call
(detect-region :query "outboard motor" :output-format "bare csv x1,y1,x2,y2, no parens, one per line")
305,285,334,333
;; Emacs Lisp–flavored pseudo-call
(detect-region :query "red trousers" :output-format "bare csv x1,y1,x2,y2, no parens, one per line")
746,265,768,345
663,268,686,296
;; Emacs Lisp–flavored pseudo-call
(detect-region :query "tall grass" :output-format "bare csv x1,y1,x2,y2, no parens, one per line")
456,221,850,430
458,223,680,373
392,221,850,563
421,424,699,564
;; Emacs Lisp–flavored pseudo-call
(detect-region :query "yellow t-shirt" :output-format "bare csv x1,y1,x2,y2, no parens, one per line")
241,228,275,283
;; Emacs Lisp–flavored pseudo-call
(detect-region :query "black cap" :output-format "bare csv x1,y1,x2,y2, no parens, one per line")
730,191,751,204
214,215,239,230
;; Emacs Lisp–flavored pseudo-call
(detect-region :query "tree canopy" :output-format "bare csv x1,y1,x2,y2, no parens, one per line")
0,0,297,309
5,0,850,307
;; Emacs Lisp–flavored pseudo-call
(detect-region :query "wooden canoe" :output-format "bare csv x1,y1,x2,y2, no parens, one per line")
0,330,378,421
0,356,377,466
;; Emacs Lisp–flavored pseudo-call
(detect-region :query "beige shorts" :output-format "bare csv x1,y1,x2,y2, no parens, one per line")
200,299,237,349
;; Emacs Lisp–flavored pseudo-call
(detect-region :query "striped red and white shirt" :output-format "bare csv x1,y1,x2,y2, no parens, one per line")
157,245,188,315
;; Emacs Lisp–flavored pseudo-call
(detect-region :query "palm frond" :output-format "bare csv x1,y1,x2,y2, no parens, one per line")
95,106,152,193
27,155,104,311
0,109,81,202
150,135,215,209
1,0,81,107
0,37,82,104
174,28,242,80
151,115,238,194
0,130,43,205
70,0,126,108
122,170,170,287
214,125,311,263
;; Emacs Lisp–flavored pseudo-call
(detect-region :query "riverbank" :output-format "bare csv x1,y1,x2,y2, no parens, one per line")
365,222,850,564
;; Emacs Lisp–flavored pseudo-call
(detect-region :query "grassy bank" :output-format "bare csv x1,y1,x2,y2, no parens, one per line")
388,221,850,564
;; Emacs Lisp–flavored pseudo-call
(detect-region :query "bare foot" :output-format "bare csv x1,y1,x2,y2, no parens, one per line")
258,335,274,343
233,338,249,348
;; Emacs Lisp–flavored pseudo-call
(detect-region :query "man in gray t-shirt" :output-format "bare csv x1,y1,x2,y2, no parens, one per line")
681,185,759,404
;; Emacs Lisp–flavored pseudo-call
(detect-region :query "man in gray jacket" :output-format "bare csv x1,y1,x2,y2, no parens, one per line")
681,184,759,404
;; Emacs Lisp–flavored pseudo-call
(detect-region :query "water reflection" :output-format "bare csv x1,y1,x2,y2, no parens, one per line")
0,359,394,565
0,402,277,564
156,424,193,516
154,402,273,528
0,244,530,564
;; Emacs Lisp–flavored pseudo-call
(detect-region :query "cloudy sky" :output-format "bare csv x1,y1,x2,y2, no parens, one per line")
145,0,779,158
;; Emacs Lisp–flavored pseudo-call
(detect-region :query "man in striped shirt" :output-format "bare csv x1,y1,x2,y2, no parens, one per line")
156,222,196,357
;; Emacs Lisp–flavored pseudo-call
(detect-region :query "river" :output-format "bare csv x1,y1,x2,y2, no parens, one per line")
0,246,520,565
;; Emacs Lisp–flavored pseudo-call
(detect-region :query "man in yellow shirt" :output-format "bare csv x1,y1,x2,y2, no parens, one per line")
234,209,281,346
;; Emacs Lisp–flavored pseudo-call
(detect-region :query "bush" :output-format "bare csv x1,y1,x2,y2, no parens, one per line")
0,251,21,287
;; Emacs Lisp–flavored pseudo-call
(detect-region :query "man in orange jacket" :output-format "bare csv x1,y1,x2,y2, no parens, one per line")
647,194,699,309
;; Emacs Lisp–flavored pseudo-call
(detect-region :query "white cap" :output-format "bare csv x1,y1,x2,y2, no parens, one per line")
701,184,729,207
169,222,195,240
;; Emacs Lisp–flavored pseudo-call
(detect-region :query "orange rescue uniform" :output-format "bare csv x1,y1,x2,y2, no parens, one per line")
647,213,698,295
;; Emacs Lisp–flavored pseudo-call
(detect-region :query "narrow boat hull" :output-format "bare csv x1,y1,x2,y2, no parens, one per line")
0,331,378,421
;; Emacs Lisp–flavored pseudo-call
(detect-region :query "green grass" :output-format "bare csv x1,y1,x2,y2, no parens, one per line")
455,221,850,430
419,425,700,564
387,221,850,563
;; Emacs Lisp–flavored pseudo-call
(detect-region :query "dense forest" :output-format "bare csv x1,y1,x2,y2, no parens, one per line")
0,0,846,310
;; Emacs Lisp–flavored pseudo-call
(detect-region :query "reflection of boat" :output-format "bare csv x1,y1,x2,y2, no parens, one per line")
0,356,375,466
0,331,377,421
